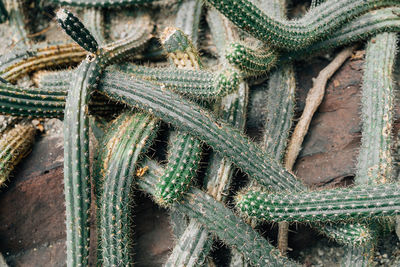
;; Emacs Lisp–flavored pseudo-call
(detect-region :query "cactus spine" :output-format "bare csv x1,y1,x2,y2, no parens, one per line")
0,121,35,187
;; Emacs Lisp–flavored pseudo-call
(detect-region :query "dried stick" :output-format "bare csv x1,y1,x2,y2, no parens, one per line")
284,47,354,169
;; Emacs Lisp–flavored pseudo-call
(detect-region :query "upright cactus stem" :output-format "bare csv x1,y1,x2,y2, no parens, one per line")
356,32,398,185
0,121,35,187
97,112,159,266
155,132,202,205
56,9,99,53
204,0,399,50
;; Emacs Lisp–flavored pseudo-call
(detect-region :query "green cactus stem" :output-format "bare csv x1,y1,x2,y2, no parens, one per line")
138,159,298,267
164,220,212,267
0,42,86,83
316,223,373,246
284,7,400,60
98,112,159,266
175,0,203,46
33,70,71,89
235,183,400,223
155,132,202,205
155,27,203,206
203,0,399,51
356,32,398,185
0,0,8,23
225,42,277,76
56,9,99,53
51,0,157,7
83,8,105,45
98,71,305,191
0,121,35,187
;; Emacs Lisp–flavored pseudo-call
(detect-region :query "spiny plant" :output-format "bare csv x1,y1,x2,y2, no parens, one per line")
2,0,400,266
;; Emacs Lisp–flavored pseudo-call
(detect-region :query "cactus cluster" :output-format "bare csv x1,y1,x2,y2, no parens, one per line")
1,0,400,266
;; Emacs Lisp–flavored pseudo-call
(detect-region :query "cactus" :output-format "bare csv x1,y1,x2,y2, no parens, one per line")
204,0,399,50
155,132,202,205
0,42,86,83
56,9,99,53
316,222,373,246
356,32,398,185
0,120,35,187
0,0,8,23
175,0,203,46
284,7,400,60
138,159,298,267
235,183,400,223
83,8,105,45
98,71,306,192
154,27,203,206
225,42,277,76
51,0,158,7
98,112,159,266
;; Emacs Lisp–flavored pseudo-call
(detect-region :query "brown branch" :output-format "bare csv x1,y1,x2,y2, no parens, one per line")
284,47,354,170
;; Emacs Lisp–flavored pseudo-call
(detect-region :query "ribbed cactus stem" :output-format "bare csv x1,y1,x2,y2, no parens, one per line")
154,26,203,208
51,0,158,7
138,159,298,267
175,0,203,46
98,71,306,192
225,42,277,76
204,0,399,50
0,42,86,83
83,8,105,45
56,9,99,53
0,121,35,187
98,112,159,266
356,32,398,185
283,7,400,60
235,183,400,223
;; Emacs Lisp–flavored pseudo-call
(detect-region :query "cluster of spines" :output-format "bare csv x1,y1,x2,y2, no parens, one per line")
204,0,400,50
0,121,35,187
98,112,159,266
235,183,400,223
225,42,277,76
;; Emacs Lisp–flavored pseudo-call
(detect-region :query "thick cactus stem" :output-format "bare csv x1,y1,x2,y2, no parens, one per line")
0,121,35,187
235,183,400,223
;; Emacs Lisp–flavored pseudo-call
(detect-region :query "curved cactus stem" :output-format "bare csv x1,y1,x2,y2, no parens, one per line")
0,42,86,83
203,0,399,51
0,120,35,187
97,71,306,191
98,112,159,266
51,0,158,7
284,7,400,60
